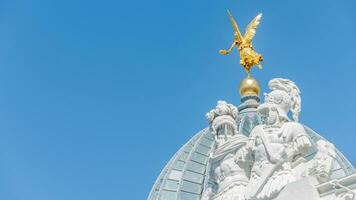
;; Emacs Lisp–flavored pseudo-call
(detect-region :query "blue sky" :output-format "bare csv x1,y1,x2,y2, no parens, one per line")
0,0,355,199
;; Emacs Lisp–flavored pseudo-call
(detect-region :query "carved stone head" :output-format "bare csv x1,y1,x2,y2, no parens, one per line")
258,78,301,123
206,100,238,146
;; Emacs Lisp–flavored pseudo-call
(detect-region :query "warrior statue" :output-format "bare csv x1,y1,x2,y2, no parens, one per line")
239,78,339,200
239,78,313,200
202,101,250,200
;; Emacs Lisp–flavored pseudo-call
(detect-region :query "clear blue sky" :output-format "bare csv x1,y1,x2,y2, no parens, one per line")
0,0,355,199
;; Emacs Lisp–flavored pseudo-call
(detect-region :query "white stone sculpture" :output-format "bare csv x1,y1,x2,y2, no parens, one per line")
202,101,250,200
240,78,313,200
336,193,355,200
149,75,355,200
308,140,337,183
200,79,341,200
267,78,301,122
206,100,239,147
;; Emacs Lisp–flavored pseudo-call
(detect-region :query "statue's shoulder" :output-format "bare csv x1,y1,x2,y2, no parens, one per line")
284,121,304,128
283,121,306,134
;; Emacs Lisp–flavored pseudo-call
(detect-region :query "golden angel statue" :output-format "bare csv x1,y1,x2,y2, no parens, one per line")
220,11,263,76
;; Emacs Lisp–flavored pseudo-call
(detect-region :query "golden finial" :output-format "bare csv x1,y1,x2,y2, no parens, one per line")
220,11,263,96
239,76,260,96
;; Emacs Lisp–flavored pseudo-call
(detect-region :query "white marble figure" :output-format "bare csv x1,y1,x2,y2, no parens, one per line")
293,139,337,183
308,140,336,181
240,78,313,200
206,100,239,147
202,101,250,200
202,79,340,200
235,78,339,200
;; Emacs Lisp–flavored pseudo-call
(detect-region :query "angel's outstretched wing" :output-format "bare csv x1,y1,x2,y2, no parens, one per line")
227,10,243,44
244,13,262,43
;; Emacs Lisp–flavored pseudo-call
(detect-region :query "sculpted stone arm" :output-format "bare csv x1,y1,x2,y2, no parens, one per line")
235,132,255,166
289,123,312,157
293,133,312,155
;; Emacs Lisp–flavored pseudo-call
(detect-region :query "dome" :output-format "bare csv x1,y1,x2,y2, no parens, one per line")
147,126,355,200
148,128,214,200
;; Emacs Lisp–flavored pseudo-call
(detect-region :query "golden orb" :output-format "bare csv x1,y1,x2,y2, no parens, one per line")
239,76,260,96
